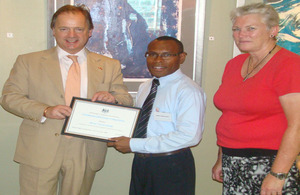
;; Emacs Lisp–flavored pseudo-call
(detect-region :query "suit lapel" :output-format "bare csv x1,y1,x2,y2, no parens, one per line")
41,47,65,96
86,50,105,98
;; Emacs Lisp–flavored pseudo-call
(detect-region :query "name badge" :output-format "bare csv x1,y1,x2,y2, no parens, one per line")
153,112,172,121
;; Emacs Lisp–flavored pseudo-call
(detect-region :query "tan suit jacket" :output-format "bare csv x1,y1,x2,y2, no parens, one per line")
1,47,133,170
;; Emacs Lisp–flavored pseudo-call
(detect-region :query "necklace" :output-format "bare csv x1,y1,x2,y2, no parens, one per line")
243,44,277,82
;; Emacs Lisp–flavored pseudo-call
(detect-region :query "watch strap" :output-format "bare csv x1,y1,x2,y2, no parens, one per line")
270,171,288,180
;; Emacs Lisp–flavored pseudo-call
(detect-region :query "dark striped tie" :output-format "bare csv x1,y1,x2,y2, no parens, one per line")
134,79,160,138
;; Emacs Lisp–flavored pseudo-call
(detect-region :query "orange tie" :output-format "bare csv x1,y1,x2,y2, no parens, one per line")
65,55,81,106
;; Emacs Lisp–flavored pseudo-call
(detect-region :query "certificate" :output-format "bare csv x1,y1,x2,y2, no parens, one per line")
62,97,141,142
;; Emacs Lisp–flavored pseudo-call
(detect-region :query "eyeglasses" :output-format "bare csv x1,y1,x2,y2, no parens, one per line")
145,52,182,59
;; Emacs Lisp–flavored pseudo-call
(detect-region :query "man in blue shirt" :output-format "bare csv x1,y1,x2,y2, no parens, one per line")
108,36,206,195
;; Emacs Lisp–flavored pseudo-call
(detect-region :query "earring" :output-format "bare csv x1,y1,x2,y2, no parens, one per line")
270,34,274,38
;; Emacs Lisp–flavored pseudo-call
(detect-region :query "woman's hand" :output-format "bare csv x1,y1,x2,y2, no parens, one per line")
212,158,223,182
260,174,285,195
212,147,223,183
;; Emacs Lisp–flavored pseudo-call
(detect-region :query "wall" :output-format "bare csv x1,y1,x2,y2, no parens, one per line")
0,0,48,194
0,0,259,194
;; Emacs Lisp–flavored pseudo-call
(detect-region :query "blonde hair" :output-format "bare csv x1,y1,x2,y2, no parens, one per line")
230,3,279,29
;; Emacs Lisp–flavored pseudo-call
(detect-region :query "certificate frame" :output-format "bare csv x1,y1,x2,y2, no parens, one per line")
62,97,141,142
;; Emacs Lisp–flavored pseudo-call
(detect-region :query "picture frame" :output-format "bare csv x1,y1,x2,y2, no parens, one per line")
62,97,141,142
47,0,206,93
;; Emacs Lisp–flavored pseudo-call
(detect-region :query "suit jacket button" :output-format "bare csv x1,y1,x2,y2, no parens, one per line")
55,133,60,137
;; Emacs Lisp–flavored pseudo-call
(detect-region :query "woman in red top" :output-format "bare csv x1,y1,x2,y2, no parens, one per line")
212,3,300,195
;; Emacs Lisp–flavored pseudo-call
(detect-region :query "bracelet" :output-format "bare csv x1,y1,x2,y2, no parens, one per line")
43,107,50,117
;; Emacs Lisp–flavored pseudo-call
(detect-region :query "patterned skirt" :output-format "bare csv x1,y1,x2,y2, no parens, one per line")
222,153,300,195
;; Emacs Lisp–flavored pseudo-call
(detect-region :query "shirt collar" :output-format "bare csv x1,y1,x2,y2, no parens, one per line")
154,69,183,87
57,46,87,64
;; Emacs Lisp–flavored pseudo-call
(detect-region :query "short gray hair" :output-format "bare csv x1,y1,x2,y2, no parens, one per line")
230,3,279,29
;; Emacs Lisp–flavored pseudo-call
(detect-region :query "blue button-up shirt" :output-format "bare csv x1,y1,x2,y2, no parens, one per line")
130,69,206,153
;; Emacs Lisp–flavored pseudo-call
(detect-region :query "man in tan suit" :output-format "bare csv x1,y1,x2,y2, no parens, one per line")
0,4,132,195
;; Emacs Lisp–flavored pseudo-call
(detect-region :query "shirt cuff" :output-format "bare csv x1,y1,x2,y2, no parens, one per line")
129,138,146,153
40,116,47,123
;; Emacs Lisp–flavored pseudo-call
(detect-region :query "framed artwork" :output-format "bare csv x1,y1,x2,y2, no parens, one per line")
47,0,206,92
233,0,300,57
264,0,300,55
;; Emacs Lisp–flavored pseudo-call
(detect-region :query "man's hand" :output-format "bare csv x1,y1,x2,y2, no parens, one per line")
44,105,72,119
91,91,116,103
107,136,132,154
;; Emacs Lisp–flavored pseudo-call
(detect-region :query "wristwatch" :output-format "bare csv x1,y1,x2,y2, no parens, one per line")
269,171,288,180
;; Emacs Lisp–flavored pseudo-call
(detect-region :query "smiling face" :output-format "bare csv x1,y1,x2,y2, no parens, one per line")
52,12,92,54
146,40,186,78
232,14,277,53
